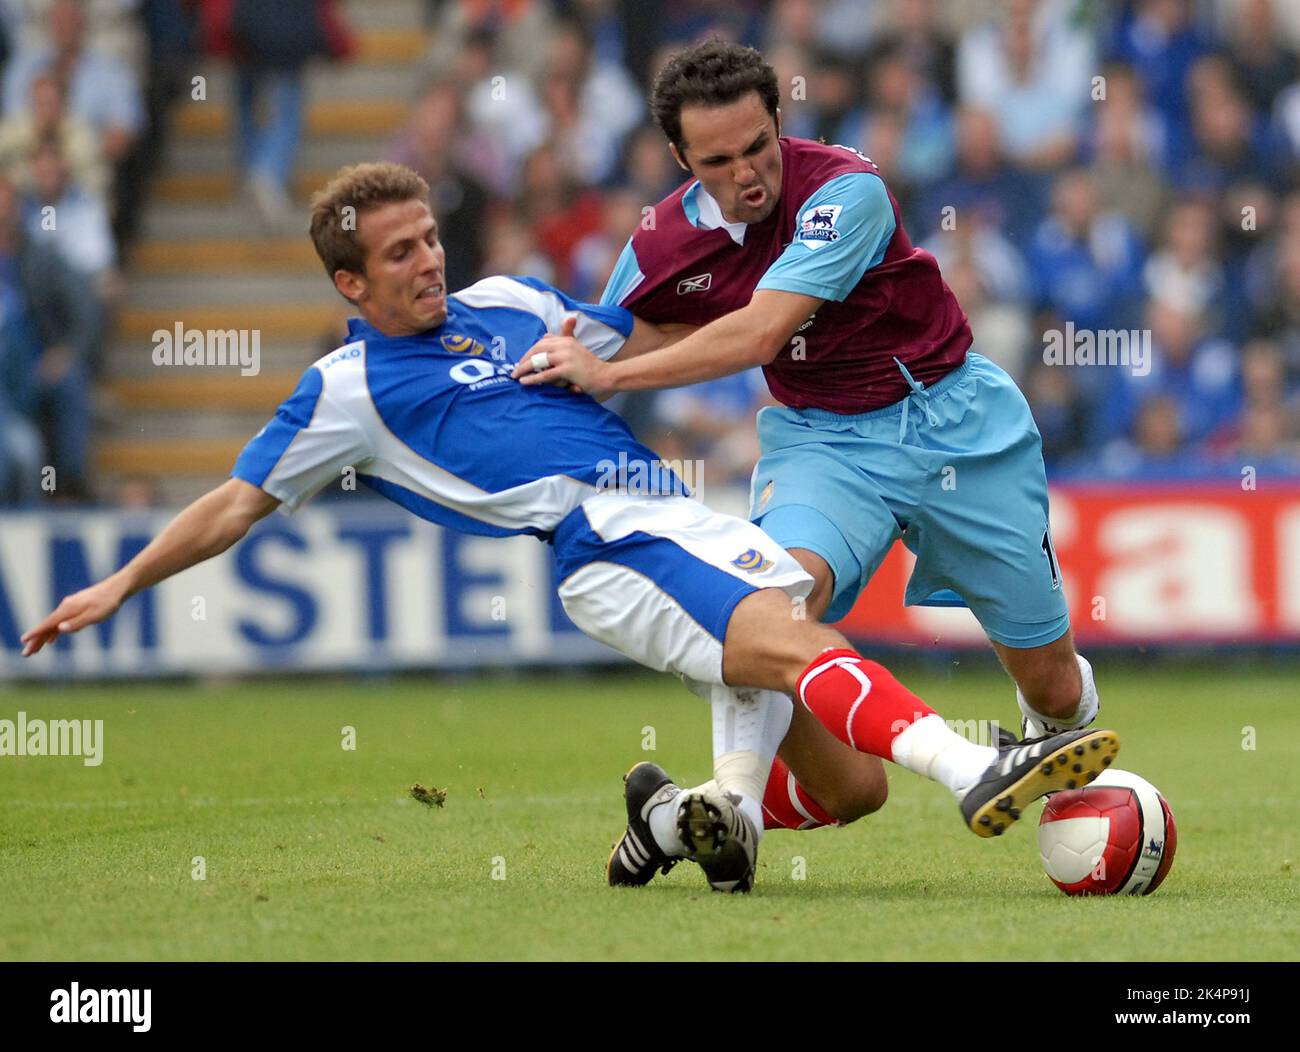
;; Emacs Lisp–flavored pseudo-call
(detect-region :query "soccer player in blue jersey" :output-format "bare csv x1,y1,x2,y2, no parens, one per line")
516,42,1108,841
21,163,1120,893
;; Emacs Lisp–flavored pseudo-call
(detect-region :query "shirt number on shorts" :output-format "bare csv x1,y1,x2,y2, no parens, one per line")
1041,529,1061,590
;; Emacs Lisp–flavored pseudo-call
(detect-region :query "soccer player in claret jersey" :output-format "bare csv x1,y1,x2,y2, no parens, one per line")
515,41,1106,861
21,163,1119,894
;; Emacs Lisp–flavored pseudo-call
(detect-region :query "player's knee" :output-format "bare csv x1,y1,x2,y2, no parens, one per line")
1022,669,1083,721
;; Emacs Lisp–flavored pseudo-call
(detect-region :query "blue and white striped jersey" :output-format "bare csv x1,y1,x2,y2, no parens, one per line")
231,276,683,538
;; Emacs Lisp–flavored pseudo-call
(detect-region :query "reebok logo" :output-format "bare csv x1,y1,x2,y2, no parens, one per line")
677,273,711,294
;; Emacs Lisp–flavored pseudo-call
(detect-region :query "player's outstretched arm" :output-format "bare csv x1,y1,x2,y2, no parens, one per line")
518,288,821,394
20,478,280,656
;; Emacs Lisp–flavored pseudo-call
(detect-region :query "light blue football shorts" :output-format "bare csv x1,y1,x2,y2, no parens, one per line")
748,352,1070,648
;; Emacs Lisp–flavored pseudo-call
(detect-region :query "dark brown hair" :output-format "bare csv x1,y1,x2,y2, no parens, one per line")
650,39,780,152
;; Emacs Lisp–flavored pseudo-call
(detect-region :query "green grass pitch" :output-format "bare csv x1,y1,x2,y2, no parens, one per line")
1,662,1296,961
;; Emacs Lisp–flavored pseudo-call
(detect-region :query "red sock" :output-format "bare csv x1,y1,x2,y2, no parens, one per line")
796,648,937,760
761,754,837,830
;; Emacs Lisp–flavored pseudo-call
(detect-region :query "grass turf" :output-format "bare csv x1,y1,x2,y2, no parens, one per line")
0,663,1296,961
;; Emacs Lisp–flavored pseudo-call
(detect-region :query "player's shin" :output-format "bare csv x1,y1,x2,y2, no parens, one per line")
796,648,995,795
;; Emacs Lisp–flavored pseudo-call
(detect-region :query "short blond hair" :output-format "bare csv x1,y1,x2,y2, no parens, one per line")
309,162,431,278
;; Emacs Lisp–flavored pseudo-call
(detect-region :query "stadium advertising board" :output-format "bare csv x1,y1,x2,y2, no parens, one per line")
1,484,1297,678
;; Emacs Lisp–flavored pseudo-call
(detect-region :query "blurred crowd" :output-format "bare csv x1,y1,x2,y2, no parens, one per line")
0,0,345,503
5,0,1300,506
398,0,1300,482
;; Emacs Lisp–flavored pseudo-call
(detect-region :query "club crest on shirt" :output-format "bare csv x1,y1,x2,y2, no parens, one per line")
440,333,487,356
677,272,712,295
797,204,843,247
731,548,774,574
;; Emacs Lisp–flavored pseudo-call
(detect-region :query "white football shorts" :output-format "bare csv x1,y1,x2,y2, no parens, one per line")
551,491,813,685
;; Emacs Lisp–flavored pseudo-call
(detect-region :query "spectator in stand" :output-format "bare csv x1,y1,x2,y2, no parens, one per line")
923,211,1032,378
1024,357,1091,467
915,105,1043,245
846,37,952,193
0,71,108,204
1088,394,1192,479
957,0,1095,171
762,40,813,139
658,0,765,48
22,140,116,291
386,78,491,294
1213,340,1300,472
1222,0,1298,116
880,0,958,106
459,26,547,197
570,185,644,302
619,123,685,205
1230,399,1300,471
1028,166,1146,334
422,0,557,87
478,209,554,284
1181,55,1280,199
1084,61,1167,242
1142,197,1239,341
516,142,602,287
776,52,862,146
1240,339,1295,407
1246,196,1300,390
0,173,97,501
112,0,201,251
541,18,643,187
0,178,44,505
1107,0,1210,172
1096,295,1242,449
221,0,352,228
2,0,143,168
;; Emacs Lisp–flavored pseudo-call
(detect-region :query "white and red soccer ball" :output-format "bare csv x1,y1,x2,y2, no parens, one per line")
1037,769,1178,896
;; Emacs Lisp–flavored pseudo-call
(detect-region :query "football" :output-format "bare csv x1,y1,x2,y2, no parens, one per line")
1037,769,1178,896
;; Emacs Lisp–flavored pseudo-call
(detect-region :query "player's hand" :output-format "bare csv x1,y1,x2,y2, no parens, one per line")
513,316,613,397
20,579,128,656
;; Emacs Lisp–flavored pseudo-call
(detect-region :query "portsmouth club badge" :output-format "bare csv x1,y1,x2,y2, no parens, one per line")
731,549,774,574
797,204,843,248
440,333,487,356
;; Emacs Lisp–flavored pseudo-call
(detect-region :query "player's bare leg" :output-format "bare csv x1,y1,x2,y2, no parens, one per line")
992,632,1101,739
787,547,834,621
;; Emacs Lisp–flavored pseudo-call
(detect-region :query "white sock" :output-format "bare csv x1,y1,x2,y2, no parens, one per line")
648,793,687,857
665,779,765,847
1018,654,1100,737
891,713,997,795
709,685,792,844
655,681,792,856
